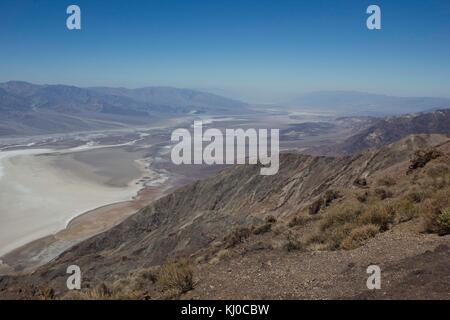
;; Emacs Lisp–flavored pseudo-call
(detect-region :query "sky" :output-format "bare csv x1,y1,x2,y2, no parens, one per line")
1,0,450,103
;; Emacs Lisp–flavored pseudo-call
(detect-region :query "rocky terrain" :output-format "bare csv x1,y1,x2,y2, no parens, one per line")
308,109,450,155
1,132,449,299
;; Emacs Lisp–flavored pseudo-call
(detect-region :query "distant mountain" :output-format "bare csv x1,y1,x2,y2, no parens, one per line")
0,81,250,136
89,86,248,113
309,109,450,155
288,91,450,116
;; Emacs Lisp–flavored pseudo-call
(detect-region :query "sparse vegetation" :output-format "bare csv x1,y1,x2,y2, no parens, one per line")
377,176,397,187
341,224,380,250
224,227,251,248
157,259,195,294
421,188,450,235
407,148,442,175
355,191,369,203
358,203,395,231
406,189,427,203
36,285,55,300
308,189,342,214
252,223,272,235
437,207,450,235
288,214,311,228
374,187,393,200
283,231,303,252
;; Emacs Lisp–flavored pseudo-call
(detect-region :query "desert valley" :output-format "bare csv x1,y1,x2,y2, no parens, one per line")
0,81,449,300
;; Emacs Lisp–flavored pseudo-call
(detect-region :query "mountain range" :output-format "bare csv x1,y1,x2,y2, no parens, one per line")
0,81,250,136
308,109,450,155
287,91,450,116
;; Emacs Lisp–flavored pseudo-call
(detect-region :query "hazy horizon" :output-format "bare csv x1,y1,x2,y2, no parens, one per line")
1,0,450,103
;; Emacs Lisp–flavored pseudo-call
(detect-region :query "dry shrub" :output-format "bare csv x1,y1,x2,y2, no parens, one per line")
395,198,419,223
252,223,272,235
157,259,195,294
224,227,251,248
288,215,311,228
377,176,397,187
67,282,144,300
374,187,393,200
406,189,427,204
358,203,395,231
355,191,369,203
437,207,450,235
341,224,380,250
319,204,363,232
306,201,396,250
421,188,450,234
283,231,303,252
305,204,365,250
309,190,342,215
36,285,55,300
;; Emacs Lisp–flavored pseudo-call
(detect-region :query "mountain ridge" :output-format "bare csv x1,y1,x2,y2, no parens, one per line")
0,81,250,136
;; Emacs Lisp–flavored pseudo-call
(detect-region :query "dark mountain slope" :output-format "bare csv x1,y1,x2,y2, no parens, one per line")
2,134,449,299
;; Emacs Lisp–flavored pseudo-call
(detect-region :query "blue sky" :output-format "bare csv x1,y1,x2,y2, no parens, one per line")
1,0,449,102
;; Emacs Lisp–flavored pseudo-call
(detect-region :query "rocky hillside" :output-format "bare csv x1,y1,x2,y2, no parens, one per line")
1,134,449,299
310,109,450,156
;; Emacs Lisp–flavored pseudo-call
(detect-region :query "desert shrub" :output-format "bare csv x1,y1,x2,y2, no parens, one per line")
129,267,159,291
437,207,450,235
303,232,324,246
319,204,363,232
355,191,369,203
224,227,251,248
377,176,397,187
68,282,144,300
326,224,355,250
252,223,272,235
288,215,311,228
37,285,55,300
323,190,342,205
306,204,365,250
421,188,450,234
309,190,342,215
395,198,419,223
283,231,303,252
265,215,277,224
406,189,427,203
341,224,380,250
157,259,195,294
358,203,395,231
374,187,393,200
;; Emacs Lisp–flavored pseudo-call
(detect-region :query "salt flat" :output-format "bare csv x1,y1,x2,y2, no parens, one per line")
0,146,146,257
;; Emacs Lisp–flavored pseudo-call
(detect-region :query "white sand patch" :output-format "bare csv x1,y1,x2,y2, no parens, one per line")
0,147,145,257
